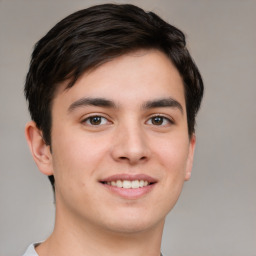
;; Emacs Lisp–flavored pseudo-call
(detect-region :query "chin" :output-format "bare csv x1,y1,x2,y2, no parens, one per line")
101,209,166,235
105,221,161,235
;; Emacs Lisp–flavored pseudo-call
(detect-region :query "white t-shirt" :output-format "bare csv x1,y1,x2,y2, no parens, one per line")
22,244,39,256
23,243,164,256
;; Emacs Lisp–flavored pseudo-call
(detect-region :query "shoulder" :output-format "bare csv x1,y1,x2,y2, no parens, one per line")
22,243,39,256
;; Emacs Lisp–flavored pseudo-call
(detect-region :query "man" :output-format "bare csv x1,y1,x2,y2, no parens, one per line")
23,3,203,256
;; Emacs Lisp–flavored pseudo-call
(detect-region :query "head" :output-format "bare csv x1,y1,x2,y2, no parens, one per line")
25,4,203,197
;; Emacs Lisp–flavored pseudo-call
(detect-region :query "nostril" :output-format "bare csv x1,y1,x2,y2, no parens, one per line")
119,156,147,161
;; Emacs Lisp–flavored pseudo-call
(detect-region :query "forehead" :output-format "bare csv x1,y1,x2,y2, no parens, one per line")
53,49,185,109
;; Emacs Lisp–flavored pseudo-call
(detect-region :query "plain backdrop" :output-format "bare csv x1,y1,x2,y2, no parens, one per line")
0,0,256,255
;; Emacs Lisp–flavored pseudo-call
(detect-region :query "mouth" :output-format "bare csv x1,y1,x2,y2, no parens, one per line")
101,179,153,189
99,174,157,199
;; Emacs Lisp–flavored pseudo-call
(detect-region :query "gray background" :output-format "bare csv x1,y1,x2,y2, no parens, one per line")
0,0,255,255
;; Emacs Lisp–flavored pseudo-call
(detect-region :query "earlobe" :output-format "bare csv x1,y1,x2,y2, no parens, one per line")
184,134,196,181
25,121,53,176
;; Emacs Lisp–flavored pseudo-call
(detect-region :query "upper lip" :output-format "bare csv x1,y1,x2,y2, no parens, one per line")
99,173,158,183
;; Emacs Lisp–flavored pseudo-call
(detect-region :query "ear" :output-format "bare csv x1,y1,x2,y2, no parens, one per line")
25,121,53,176
184,134,196,181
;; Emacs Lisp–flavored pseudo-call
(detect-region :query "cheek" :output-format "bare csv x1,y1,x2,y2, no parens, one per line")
148,136,190,217
156,137,189,166
51,133,111,209
153,134,190,178
51,128,110,186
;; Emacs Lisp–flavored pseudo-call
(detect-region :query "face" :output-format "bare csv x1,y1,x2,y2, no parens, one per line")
36,50,195,234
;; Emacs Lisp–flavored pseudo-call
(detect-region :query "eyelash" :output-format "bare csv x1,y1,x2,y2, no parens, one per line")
81,114,174,127
146,115,174,126
82,115,111,126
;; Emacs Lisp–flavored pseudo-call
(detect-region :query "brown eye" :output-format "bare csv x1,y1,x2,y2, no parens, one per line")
84,116,108,126
152,116,164,125
90,116,102,125
146,115,172,126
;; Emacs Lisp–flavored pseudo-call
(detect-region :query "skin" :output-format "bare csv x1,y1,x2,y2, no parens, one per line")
25,49,195,256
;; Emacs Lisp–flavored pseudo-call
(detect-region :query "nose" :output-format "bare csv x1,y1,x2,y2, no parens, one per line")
110,122,151,165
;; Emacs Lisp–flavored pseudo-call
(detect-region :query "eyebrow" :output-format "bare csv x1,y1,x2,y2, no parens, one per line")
68,97,116,112
142,98,183,114
68,97,183,114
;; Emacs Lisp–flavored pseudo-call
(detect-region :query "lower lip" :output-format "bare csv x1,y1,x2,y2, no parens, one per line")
101,183,156,199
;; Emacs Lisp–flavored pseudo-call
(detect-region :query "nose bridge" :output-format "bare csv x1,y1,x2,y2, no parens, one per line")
111,117,150,164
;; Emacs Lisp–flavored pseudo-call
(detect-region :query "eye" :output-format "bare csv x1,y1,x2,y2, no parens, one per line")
83,115,109,126
146,115,173,126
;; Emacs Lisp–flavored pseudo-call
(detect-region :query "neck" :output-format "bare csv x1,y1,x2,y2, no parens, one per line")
36,205,165,256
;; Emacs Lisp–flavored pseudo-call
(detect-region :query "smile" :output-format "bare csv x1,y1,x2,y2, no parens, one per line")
100,174,157,199
102,180,151,189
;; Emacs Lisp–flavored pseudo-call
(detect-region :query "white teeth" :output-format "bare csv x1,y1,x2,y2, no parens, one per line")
106,180,150,188
139,180,144,187
123,180,132,188
132,180,140,189
116,180,122,188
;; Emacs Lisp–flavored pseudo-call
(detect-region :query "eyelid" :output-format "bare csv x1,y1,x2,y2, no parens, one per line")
146,114,174,125
81,113,113,126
